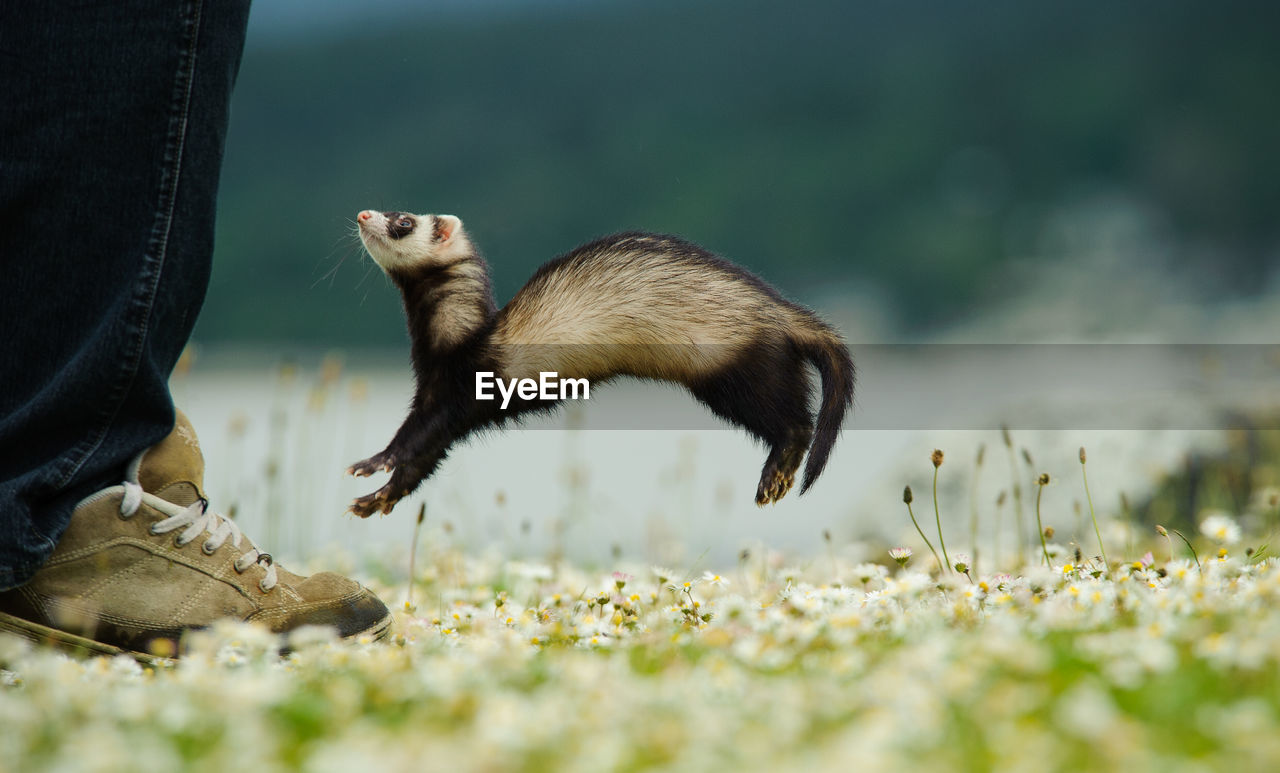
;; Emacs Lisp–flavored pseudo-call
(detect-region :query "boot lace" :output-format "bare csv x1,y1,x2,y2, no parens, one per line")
120,481,278,591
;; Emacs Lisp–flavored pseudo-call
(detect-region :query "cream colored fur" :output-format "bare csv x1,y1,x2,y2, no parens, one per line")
358,213,825,379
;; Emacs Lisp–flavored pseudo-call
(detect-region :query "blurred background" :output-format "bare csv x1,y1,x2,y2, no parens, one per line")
181,0,1280,569
204,0,1280,346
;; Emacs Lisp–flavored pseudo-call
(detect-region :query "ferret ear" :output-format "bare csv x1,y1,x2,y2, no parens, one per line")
433,214,462,243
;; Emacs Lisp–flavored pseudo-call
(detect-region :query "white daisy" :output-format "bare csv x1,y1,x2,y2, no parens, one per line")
1199,511,1241,545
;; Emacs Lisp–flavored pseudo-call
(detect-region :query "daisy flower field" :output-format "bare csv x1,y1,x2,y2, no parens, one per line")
4,512,1280,772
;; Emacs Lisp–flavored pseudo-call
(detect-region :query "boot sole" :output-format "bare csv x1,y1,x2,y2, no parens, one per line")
0,610,393,664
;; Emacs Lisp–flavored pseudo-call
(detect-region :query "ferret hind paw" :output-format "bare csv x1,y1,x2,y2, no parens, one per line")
754,466,795,507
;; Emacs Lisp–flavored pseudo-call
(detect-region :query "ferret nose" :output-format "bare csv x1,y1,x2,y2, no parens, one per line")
357,210,373,222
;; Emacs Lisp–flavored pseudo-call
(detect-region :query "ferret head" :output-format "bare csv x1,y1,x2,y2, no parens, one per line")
356,210,472,273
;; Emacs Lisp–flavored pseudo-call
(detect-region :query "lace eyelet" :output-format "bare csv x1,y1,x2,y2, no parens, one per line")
173,535,189,548
258,579,272,593
201,541,217,555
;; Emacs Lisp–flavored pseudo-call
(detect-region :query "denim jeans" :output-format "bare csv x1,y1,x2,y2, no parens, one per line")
0,1,251,589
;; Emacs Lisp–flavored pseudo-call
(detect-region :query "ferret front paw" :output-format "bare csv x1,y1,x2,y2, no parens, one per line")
349,484,402,518
347,450,397,478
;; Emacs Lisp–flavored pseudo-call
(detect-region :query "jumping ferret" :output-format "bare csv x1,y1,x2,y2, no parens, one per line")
347,210,854,517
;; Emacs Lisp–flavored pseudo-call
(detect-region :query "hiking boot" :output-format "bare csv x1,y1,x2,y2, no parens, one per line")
0,411,391,658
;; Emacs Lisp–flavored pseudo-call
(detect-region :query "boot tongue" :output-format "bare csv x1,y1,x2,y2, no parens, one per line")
135,410,207,507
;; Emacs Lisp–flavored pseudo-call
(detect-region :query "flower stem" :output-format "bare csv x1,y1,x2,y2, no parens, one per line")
406,502,426,609
1080,456,1108,567
905,499,943,574
1003,437,1026,565
1169,528,1203,576
933,466,951,574
1035,483,1052,568
970,446,984,578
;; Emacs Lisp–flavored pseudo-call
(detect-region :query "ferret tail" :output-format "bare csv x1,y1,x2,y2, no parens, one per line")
797,323,855,495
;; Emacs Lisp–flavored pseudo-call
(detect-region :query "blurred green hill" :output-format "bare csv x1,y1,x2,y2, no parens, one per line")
199,0,1280,347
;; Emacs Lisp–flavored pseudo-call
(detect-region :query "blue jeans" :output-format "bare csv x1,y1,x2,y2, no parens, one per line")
0,1,251,589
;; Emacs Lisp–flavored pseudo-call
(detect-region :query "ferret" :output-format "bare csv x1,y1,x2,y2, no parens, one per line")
346,210,854,518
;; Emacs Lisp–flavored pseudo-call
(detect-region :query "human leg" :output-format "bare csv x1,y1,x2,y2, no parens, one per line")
0,0,251,588
0,3,393,653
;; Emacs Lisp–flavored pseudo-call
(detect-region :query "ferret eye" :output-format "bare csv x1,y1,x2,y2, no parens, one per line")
397,217,413,228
